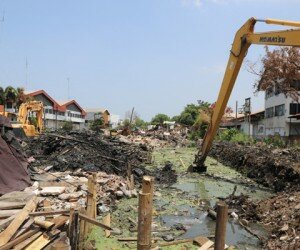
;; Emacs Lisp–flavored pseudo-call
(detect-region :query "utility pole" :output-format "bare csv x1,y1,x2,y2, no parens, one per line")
25,57,28,89
67,77,70,100
235,101,238,129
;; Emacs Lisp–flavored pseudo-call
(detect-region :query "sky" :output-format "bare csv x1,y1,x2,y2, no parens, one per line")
0,0,300,120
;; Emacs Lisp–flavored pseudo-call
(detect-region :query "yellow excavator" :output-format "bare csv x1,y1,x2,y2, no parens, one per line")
194,17,300,172
12,101,44,137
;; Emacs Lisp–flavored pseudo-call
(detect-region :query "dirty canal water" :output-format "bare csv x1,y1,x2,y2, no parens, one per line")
91,147,273,249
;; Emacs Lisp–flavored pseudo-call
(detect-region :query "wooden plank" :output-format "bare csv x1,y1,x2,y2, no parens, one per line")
13,231,43,250
51,215,69,230
78,207,86,250
0,202,26,210
103,213,111,238
0,196,38,246
157,239,192,247
78,213,112,230
0,228,40,250
12,218,34,239
24,229,60,250
34,218,54,230
29,209,70,217
0,215,15,231
198,240,214,250
84,174,97,235
0,209,22,219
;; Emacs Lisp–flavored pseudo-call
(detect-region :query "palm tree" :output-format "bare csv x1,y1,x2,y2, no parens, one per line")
4,86,17,110
0,86,5,115
0,86,18,115
16,87,26,109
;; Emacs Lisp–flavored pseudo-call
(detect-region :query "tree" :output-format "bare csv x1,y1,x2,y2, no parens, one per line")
177,102,210,126
90,118,104,132
62,121,73,131
16,87,27,109
134,117,148,129
250,46,300,101
0,86,18,114
151,113,170,125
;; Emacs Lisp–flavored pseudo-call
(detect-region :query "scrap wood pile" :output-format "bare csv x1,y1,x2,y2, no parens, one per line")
209,142,300,191
223,191,300,249
0,172,126,249
25,131,151,178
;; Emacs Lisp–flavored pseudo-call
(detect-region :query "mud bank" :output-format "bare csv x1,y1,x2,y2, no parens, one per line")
209,142,300,191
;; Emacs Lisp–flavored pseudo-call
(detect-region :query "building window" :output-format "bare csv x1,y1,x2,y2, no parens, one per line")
290,80,300,91
265,87,274,99
275,104,285,116
290,103,300,115
6,102,13,109
265,107,274,118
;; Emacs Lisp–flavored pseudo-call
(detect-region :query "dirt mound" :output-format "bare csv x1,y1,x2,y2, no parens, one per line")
209,142,300,191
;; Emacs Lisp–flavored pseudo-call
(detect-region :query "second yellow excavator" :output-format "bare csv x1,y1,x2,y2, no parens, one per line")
193,17,300,172
12,101,44,137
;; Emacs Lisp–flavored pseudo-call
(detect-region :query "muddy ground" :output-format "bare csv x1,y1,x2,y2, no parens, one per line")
88,147,278,250
210,142,300,249
209,142,300,192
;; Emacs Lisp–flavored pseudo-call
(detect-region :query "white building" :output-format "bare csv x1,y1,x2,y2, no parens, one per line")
25,90,86,130
263,83,300,137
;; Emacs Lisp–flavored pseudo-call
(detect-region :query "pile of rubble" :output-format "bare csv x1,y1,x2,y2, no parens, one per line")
125,126,191,148
209,142,300,191
25,131,178,186
0,168,136,248
223,192,300,249
26,131,150,177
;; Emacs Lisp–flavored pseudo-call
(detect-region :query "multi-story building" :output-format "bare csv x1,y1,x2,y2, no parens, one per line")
85,108,111,126
263,81,300,137
25,90,86,130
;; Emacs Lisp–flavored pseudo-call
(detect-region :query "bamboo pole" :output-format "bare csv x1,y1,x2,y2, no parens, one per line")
214,202,228,250
84,174,97,236
68,208,78,249
78,207,86,250
137,176,154,250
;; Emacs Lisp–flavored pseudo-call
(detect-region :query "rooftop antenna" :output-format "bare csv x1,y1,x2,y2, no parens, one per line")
25,57,28,89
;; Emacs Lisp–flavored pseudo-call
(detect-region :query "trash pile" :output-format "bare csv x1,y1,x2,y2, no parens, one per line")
223,191,300,249
25,131,178,186
125,126,191,148
26,131,151,177
209,142,300,191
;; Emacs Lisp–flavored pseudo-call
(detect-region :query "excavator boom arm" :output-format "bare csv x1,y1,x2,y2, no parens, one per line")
195,17,300,170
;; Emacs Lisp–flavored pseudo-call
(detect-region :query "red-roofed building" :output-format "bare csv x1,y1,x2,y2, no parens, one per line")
25,90,86,130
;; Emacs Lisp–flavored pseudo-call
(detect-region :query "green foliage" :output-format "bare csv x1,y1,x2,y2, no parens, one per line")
263,135,285,147
177,102,211,126
62,121,73,132
151,113,170,125
171,115,180,122
218,128,253,143
134,117,148,129
90,118,104,132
